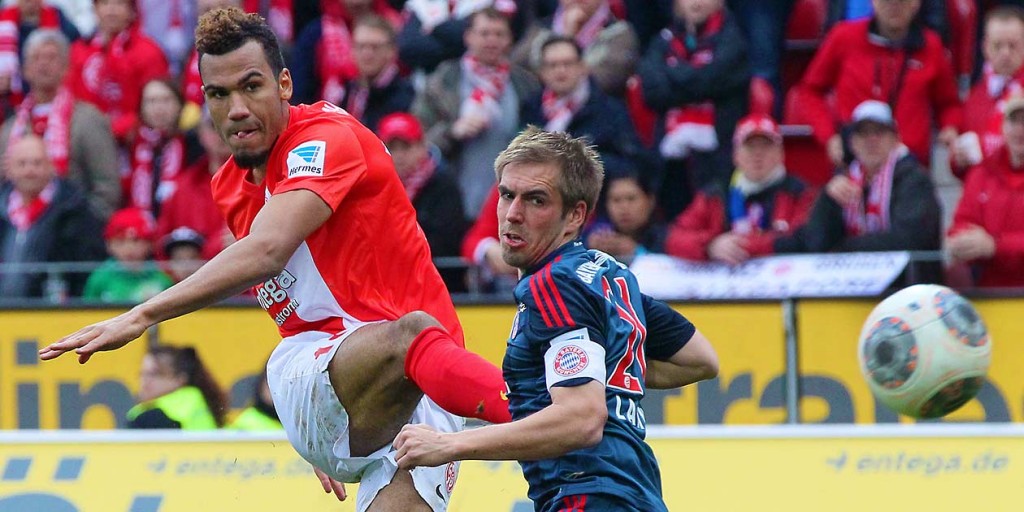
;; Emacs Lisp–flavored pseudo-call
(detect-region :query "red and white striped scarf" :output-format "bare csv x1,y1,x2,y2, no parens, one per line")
345,62,399,122
460,54,509,122
128,127,184,213
318,14,357,105
658,12,724,159
8,87,75,176
843,146,906,236
7,180,56,232
552,2,611,49
541,79,589,133
0,5,60,96
400,153,437,202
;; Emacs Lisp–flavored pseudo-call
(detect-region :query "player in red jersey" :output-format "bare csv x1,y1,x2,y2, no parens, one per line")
39,9,509,512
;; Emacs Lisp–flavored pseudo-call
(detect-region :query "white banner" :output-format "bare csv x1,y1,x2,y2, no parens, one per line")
629,252,911,300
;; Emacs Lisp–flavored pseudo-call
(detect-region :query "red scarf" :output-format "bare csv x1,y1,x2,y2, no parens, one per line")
659,12,724,159
541,79,589,133
8,87,75,175
243,0,293,43
553,2,611,49
182,49,203,106
460,54,509,122
80,29,133,117
345,62,398,121
0,5,60,95
317,14,357,105
128,127,185,213
844,147,904,236
401,153,436,202
980,63,1024,158
7,180,56,232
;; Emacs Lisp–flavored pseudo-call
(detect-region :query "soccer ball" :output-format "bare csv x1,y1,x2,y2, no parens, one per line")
857,284,992,419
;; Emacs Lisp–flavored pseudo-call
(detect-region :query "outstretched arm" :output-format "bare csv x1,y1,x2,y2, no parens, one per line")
39,188,332,363
394,380,606,468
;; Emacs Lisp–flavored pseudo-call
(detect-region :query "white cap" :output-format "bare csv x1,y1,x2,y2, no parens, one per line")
851,100,896,131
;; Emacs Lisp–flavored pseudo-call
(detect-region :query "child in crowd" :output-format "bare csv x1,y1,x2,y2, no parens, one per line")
83,207,173,303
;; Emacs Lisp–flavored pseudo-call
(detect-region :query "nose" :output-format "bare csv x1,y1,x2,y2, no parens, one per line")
227,92,250,121
503,196,525,224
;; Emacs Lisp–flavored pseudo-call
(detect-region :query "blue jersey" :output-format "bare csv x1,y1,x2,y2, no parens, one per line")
504,240,695,511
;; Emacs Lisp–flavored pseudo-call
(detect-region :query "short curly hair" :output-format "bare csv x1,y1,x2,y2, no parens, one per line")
195,8,285,78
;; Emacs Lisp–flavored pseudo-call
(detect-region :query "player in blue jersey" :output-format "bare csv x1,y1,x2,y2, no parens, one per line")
394,127,719,511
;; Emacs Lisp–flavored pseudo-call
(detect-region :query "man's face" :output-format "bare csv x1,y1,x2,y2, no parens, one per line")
984,18,1024,76
734,136,784,182
850,123,900,170
141,81,182,133
201,40,292,169
18,0,43,18
540,42,586,96
353,25,395,79
385,138,428,178
464,15,513,66
871,0,921,34
497,162,585,270
344,0,373,13
6,137,54,198
95,0,135,36
23,41,67,92
1003,110,1024,159
606,177,652,235
674,0,723,25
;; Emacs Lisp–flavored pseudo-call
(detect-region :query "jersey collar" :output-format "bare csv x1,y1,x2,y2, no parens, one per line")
522,238,586,278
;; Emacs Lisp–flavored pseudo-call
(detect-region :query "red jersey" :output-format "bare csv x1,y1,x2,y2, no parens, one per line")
211,102,464,344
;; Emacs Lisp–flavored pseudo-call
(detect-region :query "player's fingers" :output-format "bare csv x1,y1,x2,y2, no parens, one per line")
39,329,97,360
313,467,332,494
330,481,346,501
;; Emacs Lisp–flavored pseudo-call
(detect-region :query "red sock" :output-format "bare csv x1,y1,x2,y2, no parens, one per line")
405,326,512,424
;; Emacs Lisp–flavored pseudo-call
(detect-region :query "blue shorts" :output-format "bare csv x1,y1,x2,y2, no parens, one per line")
539,493,647,512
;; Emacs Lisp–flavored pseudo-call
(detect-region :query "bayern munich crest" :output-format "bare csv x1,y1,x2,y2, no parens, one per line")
553,345,589,376
444,462,456,495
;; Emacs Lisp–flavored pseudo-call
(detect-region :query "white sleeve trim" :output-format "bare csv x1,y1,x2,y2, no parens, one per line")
544,328,606,391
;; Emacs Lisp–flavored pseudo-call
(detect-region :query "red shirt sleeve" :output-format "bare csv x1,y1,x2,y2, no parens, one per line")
271,122,369,211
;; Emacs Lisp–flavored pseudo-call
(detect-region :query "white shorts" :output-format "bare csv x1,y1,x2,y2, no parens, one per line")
266,326,465,512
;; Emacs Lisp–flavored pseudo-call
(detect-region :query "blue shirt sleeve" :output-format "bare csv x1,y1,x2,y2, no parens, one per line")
642,294,695,361
521,267,606,389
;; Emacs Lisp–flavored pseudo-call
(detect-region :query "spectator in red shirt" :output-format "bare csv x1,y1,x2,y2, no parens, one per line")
66,0,168,142
952,5,1024,176
789,0,961,168
947,96,1024,287
665,114,815,264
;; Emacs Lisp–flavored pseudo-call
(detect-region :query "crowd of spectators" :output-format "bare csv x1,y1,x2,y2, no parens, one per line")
2,0,1024,303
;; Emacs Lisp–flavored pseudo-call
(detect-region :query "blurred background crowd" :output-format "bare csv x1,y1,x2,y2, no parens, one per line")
2,0,1024,305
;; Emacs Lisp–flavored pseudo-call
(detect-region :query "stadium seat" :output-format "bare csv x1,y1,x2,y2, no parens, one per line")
781,124,833,187
786,0,827,45
749,76,776,116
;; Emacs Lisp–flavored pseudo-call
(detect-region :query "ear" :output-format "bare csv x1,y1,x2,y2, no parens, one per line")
567,200,588,235
278,68,293,102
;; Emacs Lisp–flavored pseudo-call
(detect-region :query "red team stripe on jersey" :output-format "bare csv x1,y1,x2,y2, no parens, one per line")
534,272,565,328
559,495,587,511
530,275,555,328
544,258,574,326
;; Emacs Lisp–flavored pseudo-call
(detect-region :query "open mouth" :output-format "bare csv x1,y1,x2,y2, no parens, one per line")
502,233,526,248
231,128,258,141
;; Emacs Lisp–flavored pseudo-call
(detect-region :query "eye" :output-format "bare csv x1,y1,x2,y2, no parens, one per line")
245,82,261,92
500,191,514,200
206,89,227,100
530,197,544,206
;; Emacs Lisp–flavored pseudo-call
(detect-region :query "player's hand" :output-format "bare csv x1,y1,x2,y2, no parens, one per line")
824,175,861,208
394,424,452,470
38,309,149,364
707,233,749,266
313,466,347,501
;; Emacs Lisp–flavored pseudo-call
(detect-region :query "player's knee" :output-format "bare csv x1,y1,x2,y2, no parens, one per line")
392,311,443,353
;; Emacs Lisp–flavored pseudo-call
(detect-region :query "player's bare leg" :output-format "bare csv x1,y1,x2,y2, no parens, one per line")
326,311,438,456
366,468,432,512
